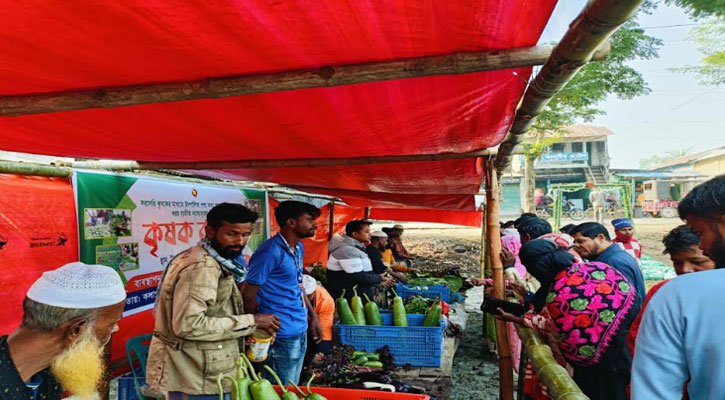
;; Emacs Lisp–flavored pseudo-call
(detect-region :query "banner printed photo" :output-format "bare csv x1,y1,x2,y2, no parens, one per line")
74,171,268,317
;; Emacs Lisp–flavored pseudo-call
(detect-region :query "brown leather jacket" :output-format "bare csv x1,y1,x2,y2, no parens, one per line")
146,246,256,395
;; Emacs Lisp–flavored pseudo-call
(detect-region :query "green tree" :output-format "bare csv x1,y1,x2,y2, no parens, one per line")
638,147,693,169
521,16,662,211
664,0,725,84
673,18,725,85
665,0,725,18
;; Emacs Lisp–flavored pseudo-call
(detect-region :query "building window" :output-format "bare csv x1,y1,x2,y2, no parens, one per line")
572,142,583,152
551,143,564,152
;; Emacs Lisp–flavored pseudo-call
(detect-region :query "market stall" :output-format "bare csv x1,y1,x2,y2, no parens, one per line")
0,0,648,399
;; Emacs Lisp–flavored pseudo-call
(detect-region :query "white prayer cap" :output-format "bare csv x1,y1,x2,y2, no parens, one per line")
371,231,388,238
27,262,126,309
302,275,318,296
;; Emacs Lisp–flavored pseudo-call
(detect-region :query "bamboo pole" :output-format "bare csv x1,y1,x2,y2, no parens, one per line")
485,161,513,400
0,159,348,205
0,45,608,117
495,0,644,170
479,207,487,279
0,161,71,177
67,148,498,171
328,201,335,241
515,326,589,400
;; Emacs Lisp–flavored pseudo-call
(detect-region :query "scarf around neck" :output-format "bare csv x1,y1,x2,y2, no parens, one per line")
614,232,634,243
154,239,247,315
198,237,248,283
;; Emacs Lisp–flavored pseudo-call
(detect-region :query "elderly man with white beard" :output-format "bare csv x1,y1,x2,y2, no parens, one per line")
0,262,126,400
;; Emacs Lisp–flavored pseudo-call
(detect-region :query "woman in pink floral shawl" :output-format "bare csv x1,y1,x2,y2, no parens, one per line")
497,239,637,400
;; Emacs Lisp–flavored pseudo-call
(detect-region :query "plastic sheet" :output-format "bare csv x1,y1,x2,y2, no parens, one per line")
370,208,483,227
0,0,557,211
0,174,79,335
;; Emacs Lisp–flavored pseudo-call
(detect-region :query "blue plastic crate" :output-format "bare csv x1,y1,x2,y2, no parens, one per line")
395,283,450,303
116,373,140,400
336,313,445,367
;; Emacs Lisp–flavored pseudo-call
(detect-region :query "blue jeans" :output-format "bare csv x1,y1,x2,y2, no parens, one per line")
261,332,307,385
167,392,232,400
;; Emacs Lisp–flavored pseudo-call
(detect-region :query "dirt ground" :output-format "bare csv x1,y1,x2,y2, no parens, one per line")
393,217,681,399
399,217,681,279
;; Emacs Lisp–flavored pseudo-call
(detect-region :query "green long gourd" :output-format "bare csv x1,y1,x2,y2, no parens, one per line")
336,289,357,325
242,354,281,400
263,365,299,400
217,373,235,400
362,293,383,326
422,295,442,327
235,356,253,400
350,285,366,325
391,288,408,327
290,377,327,400
216,357,252,400
305,376,327,400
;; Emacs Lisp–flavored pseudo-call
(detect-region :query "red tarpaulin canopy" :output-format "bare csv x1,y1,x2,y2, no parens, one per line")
0,0,557,216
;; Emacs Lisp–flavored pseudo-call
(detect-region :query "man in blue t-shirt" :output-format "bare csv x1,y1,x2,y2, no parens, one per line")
243,200,322,385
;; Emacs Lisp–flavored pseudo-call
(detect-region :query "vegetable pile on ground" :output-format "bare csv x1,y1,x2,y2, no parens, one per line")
305,344,396,386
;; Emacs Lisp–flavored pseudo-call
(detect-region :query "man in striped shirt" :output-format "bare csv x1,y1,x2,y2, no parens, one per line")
611,218,642,262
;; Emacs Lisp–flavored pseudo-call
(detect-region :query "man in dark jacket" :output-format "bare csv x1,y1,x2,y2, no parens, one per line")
326,220,394,302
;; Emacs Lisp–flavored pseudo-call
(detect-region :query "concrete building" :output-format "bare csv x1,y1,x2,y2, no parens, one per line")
500,125,615,216
651,145,725,177
531,125,613,186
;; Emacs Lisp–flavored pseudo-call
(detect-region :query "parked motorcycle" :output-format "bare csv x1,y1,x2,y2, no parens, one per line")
536,200,584,221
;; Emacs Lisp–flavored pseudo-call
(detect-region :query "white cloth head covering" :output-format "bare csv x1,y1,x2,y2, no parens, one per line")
302,275,318,296
371,231,388,238
27,262,126,309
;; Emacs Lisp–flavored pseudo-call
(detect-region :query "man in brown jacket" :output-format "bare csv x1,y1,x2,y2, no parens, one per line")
147,203,280,399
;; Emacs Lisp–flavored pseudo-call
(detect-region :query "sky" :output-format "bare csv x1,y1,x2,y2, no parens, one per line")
539,1,725,169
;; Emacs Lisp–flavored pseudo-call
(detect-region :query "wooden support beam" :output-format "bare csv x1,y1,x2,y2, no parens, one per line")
68,148,498,171
495,0,643,171
0,45,609,117
484,161,513,400
0,161,71,177
479,208,487,279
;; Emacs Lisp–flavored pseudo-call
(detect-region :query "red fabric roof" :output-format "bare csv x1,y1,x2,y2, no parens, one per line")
370,208,483,227
0,1,557,213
